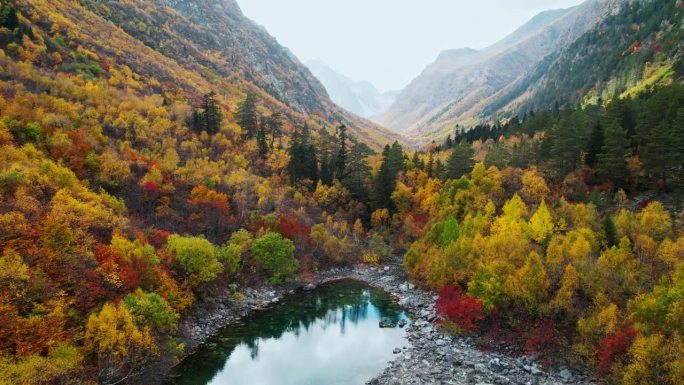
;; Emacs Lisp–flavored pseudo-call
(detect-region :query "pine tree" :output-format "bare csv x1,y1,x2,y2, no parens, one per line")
0,4,19,31
191,109,203,133
301,124,319,182
603,215,617,248
236,92,258,138
435,159,445,180
585,121,605,168
342,143,372,203
642,120,680,191
257,118,269,159
426,152,434,177
411,152,422,170
372,142,404,211
445,134,453,149
287,125,301,183
320,153,333,186
201,91,222,135
446,141,474,180
335,125,348,180
596,122,629,188
267,112,283,150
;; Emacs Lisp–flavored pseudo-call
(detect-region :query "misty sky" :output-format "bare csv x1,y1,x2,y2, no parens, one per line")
239,0,585,92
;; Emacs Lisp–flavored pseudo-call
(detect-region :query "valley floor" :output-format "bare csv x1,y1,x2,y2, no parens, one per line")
171,257,596,385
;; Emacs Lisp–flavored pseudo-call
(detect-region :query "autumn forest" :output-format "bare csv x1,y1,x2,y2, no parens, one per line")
0,1,683,385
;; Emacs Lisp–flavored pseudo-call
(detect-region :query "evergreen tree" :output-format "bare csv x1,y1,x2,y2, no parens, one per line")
603,215,618,248
446,141,474,180
435,159,445,180
236,92,258,138
445,134,453,149
301,124,319,182
673,107,684,176
0,4,19,31
541,109,589,179
191,109,202,133
257,117,269,159
596,122,629,188
411,152,422,170
372,142,404,211
287,125,301,183
189,92,222,134
585,121,604,168
342,143,372,203
267,112,283,150
320,153,334,186
201,91,222,135
426,152,434,177
642,120,681,191
335,125,348,180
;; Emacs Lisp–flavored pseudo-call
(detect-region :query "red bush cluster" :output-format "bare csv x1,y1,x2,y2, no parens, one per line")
435,285,484,331
597,326,637,374
524,319,563,356
278,213,311,242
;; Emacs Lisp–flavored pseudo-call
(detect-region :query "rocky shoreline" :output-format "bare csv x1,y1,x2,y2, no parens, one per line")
174,259,596,385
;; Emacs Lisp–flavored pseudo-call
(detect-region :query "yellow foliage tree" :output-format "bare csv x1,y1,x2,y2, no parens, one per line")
84,303,156,384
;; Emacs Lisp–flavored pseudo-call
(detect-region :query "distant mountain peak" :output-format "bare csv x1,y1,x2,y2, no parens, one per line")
436,48,479,62
306,60,397,120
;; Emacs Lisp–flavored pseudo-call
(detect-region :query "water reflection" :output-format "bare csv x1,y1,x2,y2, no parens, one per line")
171,280,409,385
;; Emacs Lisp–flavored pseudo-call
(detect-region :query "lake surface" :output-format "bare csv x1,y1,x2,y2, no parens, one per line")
170,279,410,385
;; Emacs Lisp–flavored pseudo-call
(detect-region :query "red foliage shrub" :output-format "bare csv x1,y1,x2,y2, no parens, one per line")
596,326,637,374
76,268,107,310
277,213,311,242
143,181,161,193
435,285,483,331
93,244,139,290
479,324,523,354
524,319,564,357
149,229,171,248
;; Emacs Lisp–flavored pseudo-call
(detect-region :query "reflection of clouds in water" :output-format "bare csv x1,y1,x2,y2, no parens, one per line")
207,303,408,385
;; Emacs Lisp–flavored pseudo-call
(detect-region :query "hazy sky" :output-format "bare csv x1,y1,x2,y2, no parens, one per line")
239,0,585,92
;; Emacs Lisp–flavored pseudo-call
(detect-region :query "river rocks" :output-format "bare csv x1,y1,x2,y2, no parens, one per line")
398,319,407,328
393,348,402,354
347,263,596,385
379,318,398,328
303,283,316,291
559,368,573,382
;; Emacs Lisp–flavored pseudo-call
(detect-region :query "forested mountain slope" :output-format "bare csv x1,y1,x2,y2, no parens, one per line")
0,0,407,383
25,0,404,148
487,0,684,118
377,0,617,140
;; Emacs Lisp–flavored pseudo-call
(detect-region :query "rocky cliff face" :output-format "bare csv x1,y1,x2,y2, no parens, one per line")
377,0,617,139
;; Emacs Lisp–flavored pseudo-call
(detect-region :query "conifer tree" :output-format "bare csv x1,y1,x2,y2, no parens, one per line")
596,122,629,188
236,92,258,138
372,142,404,211
435,158,445,180
585,121,604,168
411,152,422,170
603,215,617,248
446,141,475,180
201,91,222,135
257,119,268,159
335,125,348,180
426,152,434,178
267,112,283,150
642,120,681,190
